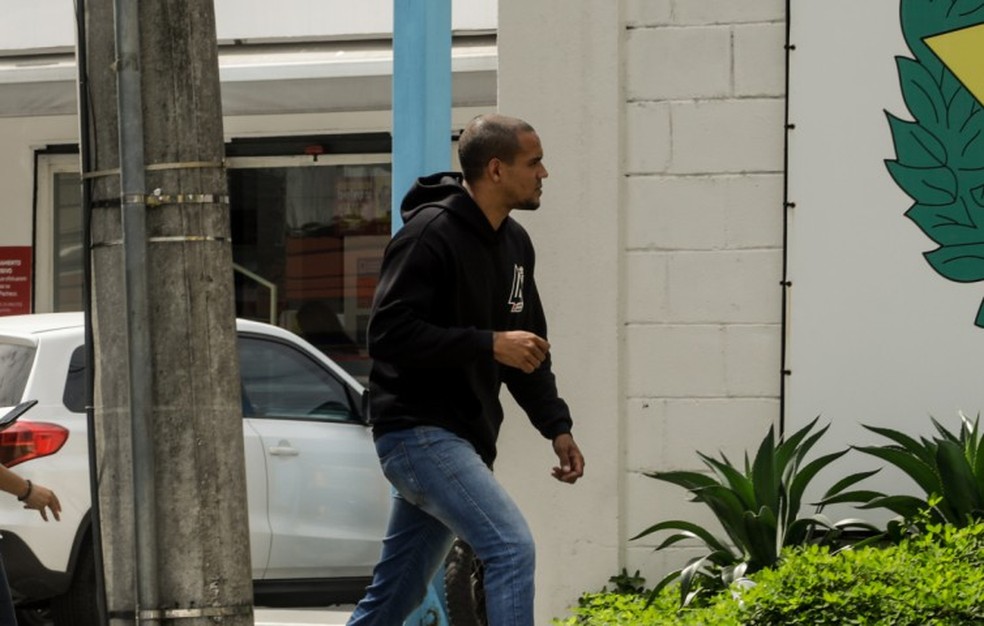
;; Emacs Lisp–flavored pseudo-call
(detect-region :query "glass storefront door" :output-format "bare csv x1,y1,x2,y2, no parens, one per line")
35,153,84,313
227,155,391,383
34,149,392,384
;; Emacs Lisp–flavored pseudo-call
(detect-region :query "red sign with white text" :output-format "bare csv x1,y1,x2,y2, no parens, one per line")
0,247,32,316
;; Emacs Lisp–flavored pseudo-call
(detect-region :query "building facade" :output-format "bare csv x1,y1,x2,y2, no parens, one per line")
496,2,785,619
0,0,789,622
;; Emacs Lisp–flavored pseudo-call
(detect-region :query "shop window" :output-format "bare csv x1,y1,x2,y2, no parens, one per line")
36,140,395,386
228,156,391,385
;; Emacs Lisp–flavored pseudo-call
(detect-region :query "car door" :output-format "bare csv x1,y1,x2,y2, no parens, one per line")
238,334,389,580
241,417,272,579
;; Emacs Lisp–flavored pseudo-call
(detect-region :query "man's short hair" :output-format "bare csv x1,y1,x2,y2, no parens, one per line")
458,114,536,184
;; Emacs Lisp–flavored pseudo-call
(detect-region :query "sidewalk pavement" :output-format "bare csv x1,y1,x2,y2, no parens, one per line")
255,606,354,626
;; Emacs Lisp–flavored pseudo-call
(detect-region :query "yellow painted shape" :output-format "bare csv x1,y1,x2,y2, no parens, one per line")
925,23,984,105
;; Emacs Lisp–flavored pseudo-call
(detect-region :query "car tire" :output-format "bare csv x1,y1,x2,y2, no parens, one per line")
15,606,52,626
443,539,487,626
50,542,98,626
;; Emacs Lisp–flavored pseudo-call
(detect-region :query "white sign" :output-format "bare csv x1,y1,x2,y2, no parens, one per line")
786,0,984,506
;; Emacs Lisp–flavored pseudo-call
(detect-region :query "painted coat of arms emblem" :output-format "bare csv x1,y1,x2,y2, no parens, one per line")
886,0,984,325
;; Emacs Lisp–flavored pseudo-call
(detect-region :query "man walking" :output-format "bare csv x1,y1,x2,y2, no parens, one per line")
347,113,584,626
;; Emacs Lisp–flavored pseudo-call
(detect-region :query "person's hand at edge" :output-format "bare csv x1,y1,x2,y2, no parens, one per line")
551,433,584,484
18,480,61,522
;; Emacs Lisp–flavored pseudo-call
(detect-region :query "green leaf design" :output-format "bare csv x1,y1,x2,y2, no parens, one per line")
901,0,984,73
887,114,947,166
889,1,984,324
896,56,946,127
886,161,957,205
947,85,979,132
905,200,981,246
924,243,984,282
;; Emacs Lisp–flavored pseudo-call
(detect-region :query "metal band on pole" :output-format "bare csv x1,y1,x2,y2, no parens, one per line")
82,160,225,180
109,604,253,620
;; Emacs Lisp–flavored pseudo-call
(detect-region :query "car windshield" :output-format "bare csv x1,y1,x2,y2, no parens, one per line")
0,342,36,406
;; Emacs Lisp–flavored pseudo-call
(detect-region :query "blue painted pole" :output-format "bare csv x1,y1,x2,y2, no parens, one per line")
391,0,452,235
393,1,453,625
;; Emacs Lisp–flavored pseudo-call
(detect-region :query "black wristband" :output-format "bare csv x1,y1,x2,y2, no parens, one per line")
17,479,32,502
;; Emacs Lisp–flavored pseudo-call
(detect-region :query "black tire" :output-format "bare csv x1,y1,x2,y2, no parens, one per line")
443,539,487,626
14,606,52,626
50,542,98,626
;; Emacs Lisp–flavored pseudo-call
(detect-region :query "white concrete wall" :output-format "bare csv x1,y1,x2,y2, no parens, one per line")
497,0,787,620
0,115,78,246
622,0,787,585
497,0,622,623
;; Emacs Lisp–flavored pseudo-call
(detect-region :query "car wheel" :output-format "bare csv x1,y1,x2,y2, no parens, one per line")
15,606,52,626
443,539,487,626
50,542,98,626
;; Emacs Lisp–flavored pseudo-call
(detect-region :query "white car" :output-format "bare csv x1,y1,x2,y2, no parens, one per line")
0,313,390,625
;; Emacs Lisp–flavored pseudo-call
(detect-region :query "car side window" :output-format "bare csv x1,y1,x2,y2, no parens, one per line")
63,345,86,414
238,335,357,422
0,342,35,407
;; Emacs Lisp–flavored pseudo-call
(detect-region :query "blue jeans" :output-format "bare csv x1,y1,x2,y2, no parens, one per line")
347,426,535,626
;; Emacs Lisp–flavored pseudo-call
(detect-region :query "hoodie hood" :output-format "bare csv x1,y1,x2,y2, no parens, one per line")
400,172,498,242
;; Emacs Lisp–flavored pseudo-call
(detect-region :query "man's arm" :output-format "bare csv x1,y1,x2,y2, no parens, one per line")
500,264,584,481
369,235,490,368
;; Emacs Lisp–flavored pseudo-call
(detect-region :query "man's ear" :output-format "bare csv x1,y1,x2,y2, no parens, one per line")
487,157,502,183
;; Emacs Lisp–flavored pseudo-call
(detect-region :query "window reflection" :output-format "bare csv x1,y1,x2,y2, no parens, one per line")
54,173,83,312
43,149,390,387
229,163,390,385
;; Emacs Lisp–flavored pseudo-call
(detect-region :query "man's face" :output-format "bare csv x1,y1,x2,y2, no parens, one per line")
498,131,549,211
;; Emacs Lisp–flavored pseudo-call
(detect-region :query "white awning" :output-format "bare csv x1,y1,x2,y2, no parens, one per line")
0,40,497,117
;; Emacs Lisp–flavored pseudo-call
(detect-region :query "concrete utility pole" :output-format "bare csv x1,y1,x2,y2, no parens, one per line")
80,1,253,624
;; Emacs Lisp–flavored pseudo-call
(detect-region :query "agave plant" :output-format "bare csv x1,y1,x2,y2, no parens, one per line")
632,417,877,607
839,412,984,529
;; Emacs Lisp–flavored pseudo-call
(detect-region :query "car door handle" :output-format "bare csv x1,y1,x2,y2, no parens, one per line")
268,442,299,457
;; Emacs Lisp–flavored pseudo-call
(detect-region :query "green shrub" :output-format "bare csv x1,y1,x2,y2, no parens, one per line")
632,417,876,606
839,413,984,530
555,524,984,625
737,523,984,625
551,584,742,626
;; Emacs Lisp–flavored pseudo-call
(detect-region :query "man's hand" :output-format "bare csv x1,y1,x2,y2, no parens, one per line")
551,433,584,484
493,331,550,373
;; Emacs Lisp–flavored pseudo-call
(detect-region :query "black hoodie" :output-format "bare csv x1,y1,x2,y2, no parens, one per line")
367,172,573,466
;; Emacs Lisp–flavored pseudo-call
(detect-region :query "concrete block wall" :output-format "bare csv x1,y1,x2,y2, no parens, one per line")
621,0,788,582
